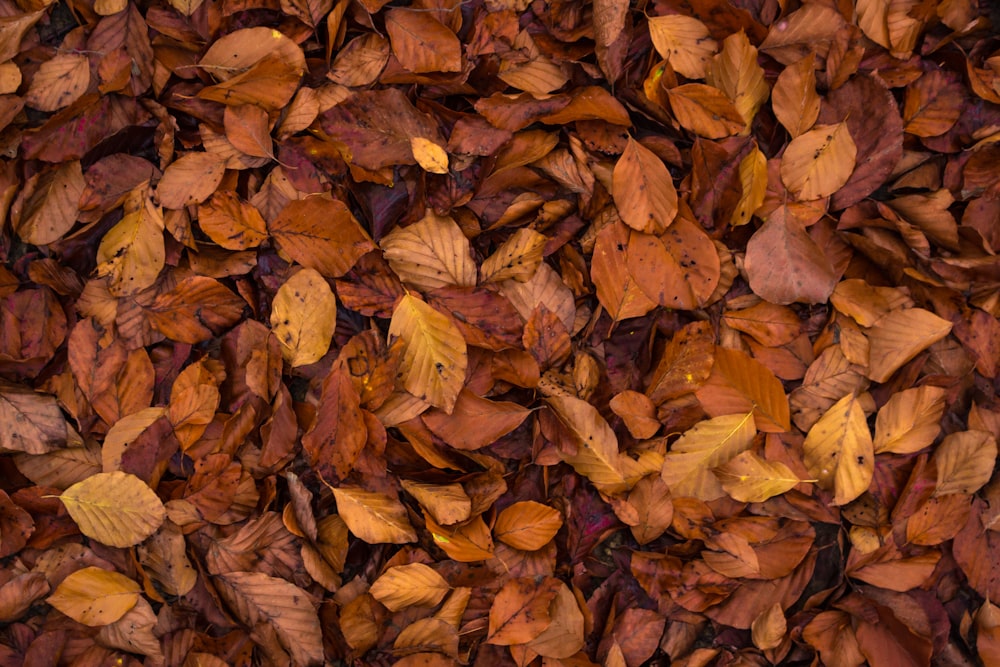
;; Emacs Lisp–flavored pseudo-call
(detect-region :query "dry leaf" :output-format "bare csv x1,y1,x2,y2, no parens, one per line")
60,471,166,547
613,137,678,234
47,567,140,626
802,393,874,505
780,122,857,201
370,563,450,611
331,486,417,544
270,268,337,368
494,501,563,551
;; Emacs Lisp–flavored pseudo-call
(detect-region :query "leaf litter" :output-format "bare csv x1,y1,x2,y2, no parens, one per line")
0,0,997,665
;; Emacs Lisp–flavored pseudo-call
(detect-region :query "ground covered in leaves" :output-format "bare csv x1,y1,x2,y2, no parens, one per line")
2,0,1000,664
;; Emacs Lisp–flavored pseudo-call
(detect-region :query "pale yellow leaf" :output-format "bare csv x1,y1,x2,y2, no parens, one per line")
547,395,628,494
933,430,997,497
714,450,801,503
47,567,140,626
494,501,563,551
648,14,717,80
370,563,450,611
867,308,953,383
873,385,947,454
661,411,756,500
389,294,467,413
381,212,477,291
780,122,857,201
331,486,417,544
480,228,547,283
60,471,166,547
270,268,337,368
411,137,449,175
802,393,874,505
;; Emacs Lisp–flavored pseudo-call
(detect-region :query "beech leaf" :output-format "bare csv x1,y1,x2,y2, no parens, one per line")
59,471,166,547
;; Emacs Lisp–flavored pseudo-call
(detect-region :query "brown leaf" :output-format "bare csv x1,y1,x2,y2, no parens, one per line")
268,196,375,277
613,137,678,234
744,209,837,305
487,576,561,645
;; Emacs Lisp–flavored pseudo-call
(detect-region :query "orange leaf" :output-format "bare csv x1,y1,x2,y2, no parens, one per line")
667,84,745,139
422,388,529,451
494,501,563,551
695,347,791,432
613,137,678,235
487,576,561,645
268,196,375,278
385,8,463,74
223,104,273,158
591,219,658,322
156,152,226,210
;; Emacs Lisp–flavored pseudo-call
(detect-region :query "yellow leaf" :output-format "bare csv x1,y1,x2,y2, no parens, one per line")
866,308,952,383
933,430,997,497
780,122,857,201
707,30,769,131
547,395,628,494
731,146,767,226
425,513,495,562
772,55,821,138
647,14,716,80
331,486,417,544
381,212,477,291
873,385,947,454
47,566,140,626
494,501,563,551
60,471,166,547
751,603,786,651
389,295,467,412
802,393,874,505
714,450,801,503
480,228,547,284
370,563,450,611
270,268,337,368
401,480,472,526
95,188,165,297
613,137,678,234
411,137,450,174
661,412,756,500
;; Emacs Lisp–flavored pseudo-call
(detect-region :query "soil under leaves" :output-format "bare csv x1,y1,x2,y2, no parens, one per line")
1,0,1000,665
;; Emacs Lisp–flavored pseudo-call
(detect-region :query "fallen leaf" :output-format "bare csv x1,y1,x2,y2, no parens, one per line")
270,268,337,368
59,471,166,547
